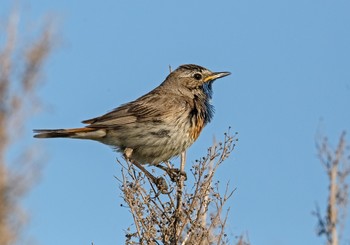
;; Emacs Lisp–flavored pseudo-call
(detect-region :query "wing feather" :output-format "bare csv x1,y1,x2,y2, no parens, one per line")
83,92,190,129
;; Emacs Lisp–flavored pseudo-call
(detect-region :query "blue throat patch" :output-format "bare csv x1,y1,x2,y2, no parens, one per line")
202,81,215,124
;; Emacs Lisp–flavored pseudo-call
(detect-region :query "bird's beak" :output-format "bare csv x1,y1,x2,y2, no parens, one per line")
204,71,231,82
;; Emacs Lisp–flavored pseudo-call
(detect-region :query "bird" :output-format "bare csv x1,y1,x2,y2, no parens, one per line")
34,64,230,166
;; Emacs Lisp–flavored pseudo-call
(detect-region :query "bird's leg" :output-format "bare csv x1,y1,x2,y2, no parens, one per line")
123,148,169,194
155,162,187,182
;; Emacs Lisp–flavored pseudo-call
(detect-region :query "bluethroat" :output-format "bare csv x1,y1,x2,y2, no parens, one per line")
34,64,230,168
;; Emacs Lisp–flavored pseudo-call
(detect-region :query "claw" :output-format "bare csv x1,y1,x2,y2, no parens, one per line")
166,168,187,182
154,177,169,194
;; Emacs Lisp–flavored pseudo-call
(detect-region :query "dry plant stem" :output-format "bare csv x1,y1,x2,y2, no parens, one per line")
174,151,186,241
315,131,350,245
182,133,234,244
201,144,215,226
120,167,142,240
180,138,228,237
329,158,338,245
118,130,237,244
216,206,230,245
209,183,234,242
124,170,160,244
0,14,18,244
118,161,160,244
0,11,54,245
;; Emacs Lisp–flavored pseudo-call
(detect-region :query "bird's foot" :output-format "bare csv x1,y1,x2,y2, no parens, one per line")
155,164,187,182
154,177,170,194
167,168,187,182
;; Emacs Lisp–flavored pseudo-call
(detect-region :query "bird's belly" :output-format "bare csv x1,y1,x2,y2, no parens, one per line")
133,126,194,164
135,139,192,164
107,119,194,164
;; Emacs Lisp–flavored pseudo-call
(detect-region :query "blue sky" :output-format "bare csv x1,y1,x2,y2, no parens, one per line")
3,0,350,244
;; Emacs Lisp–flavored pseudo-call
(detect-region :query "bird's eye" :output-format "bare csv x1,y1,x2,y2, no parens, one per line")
193,73,202,80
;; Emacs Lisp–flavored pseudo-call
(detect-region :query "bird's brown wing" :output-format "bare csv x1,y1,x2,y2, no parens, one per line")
82,104,137,127
83,93,190,129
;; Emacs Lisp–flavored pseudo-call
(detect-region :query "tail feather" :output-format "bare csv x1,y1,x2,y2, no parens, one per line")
33,127,106,139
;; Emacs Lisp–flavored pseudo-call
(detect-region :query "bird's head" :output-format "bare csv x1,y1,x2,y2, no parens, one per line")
166,64,231,91
161,64,230,126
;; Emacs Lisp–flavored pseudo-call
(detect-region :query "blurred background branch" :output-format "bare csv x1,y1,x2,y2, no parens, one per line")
314,132,350,245
0,10,55,245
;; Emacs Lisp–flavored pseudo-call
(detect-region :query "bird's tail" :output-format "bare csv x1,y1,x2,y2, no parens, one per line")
33,127,106,139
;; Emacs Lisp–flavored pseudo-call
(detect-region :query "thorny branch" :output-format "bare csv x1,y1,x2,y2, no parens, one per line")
117,129,238,245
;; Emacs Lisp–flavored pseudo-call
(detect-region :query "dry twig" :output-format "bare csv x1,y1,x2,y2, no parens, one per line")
314,131,350,245
117,129,238,245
